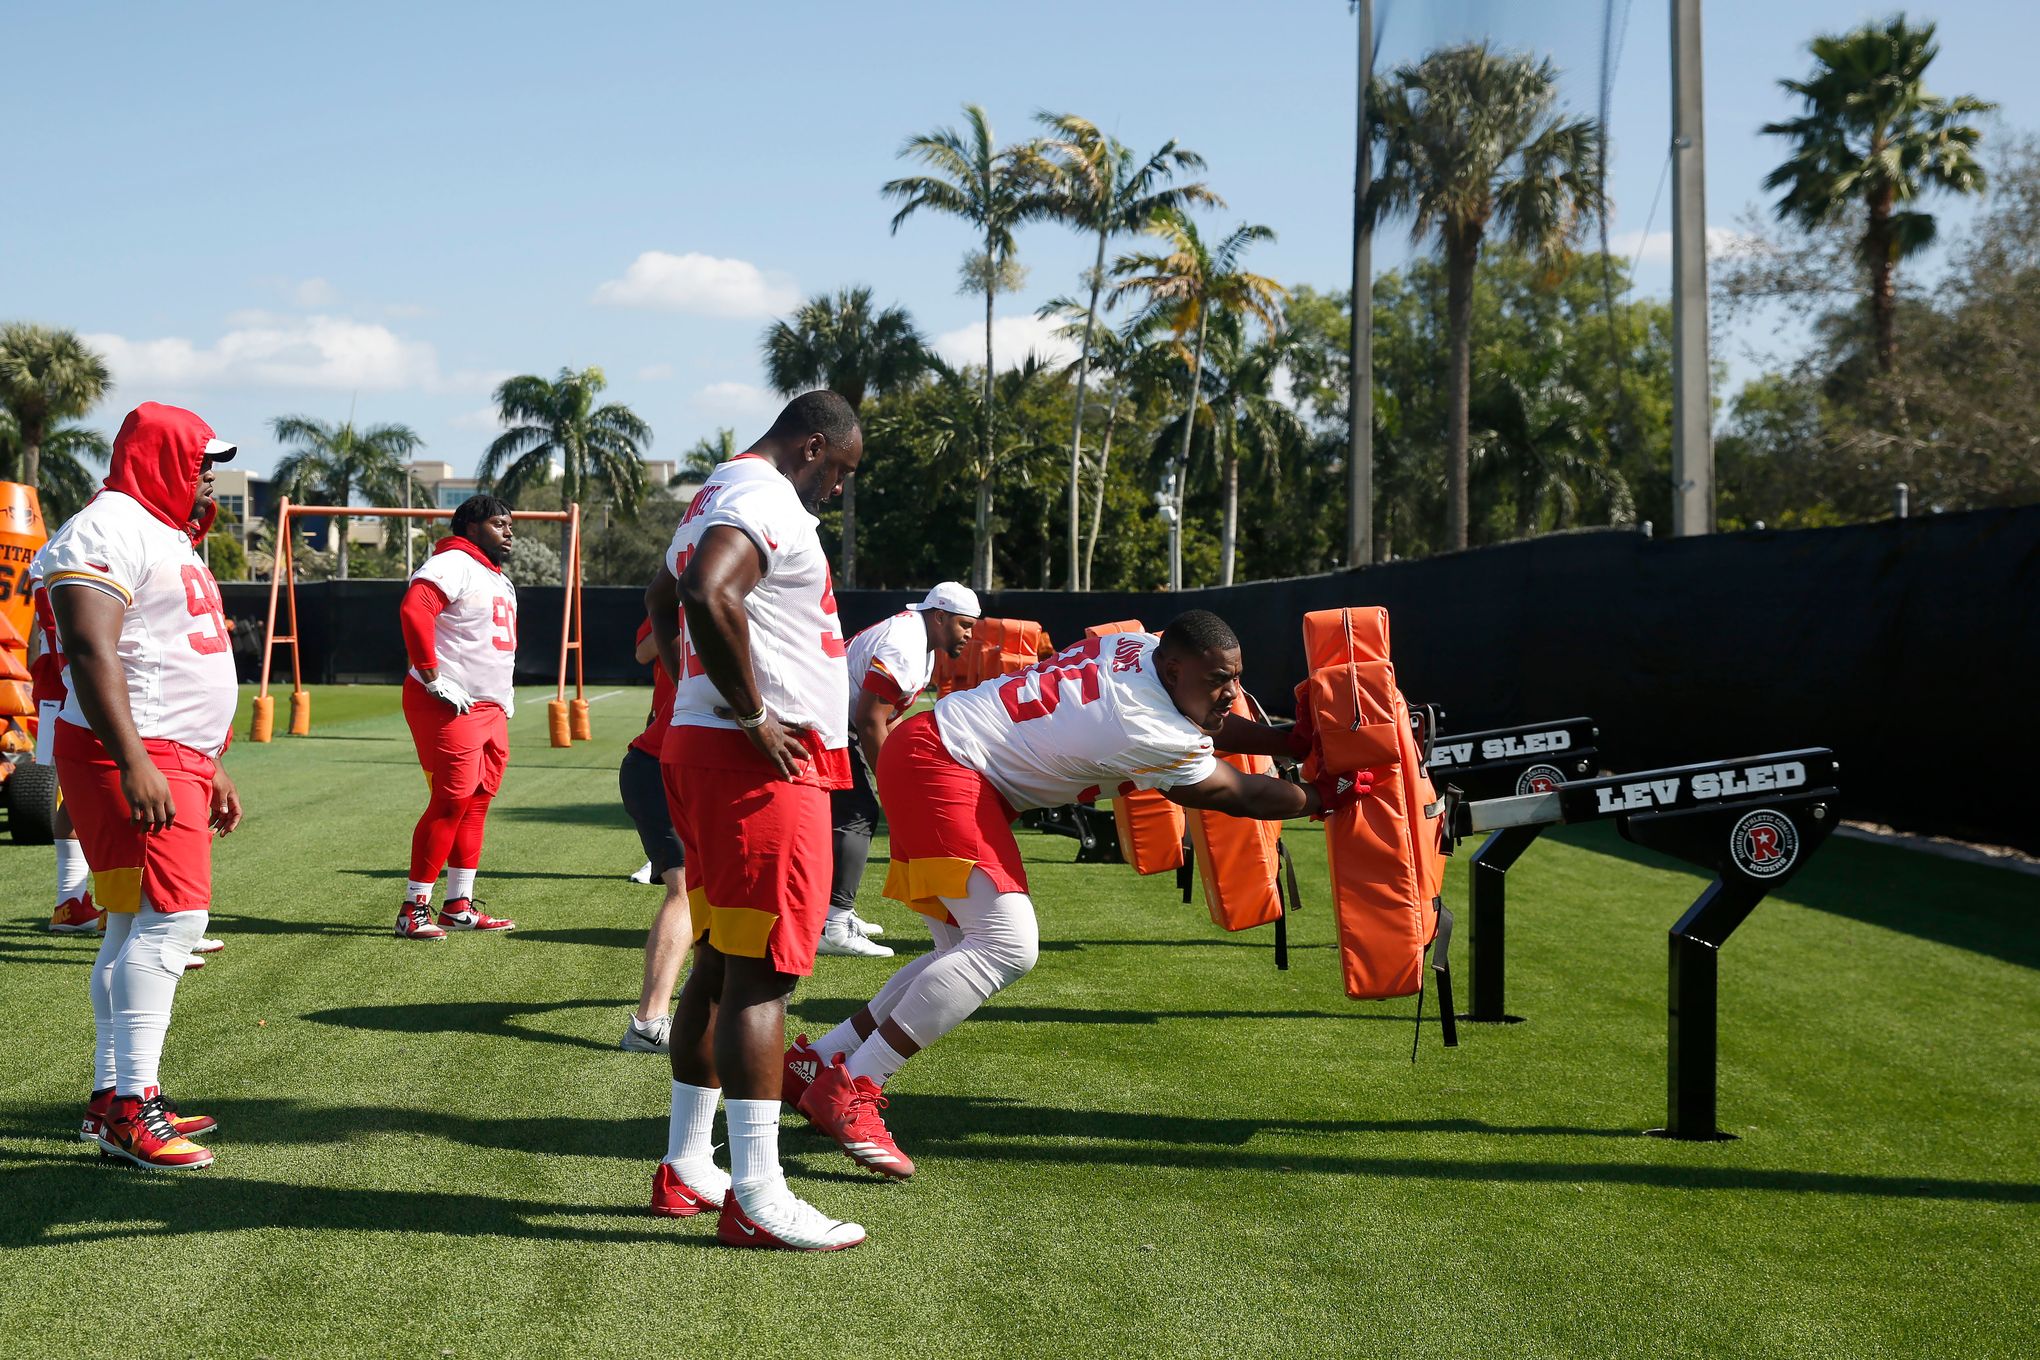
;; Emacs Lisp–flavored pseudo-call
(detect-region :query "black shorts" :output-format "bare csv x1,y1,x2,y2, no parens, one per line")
619,745,684,879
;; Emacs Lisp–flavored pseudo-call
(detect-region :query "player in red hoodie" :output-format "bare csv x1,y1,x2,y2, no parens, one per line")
394,494,519,939
44,402,242,1171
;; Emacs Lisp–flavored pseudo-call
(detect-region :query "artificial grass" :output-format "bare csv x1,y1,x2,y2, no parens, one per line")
1,685,2034,1359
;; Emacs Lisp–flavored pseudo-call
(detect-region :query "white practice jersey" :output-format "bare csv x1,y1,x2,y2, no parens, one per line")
666,455,849,748
40,490,238,757
934,632,1218,812
847,609,932,716
408,545,518,715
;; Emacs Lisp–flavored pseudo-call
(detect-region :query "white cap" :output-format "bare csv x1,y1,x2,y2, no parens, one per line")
203,437,238,462
908,581,981,619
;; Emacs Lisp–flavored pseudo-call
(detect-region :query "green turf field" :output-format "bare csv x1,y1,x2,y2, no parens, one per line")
1,686,2034,1359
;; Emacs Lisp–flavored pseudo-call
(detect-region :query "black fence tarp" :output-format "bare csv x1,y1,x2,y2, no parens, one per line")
221,504,2040,852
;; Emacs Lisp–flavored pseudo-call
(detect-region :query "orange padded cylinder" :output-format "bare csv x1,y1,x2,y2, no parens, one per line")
569,697,592,741
288,690,311,735
1083,619,1186,874
250,694,275,743
1185,693,1285,932
547,699,571,748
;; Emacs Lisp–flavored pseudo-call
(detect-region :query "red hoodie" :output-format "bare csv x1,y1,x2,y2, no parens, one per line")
102,402,219,546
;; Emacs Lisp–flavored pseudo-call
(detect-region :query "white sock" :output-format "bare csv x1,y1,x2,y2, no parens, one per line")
663,1080,720,1167
55,838,89,907
446,866,477,902
405,879,435,903
825,905,854,928
846,1032,911,1088
90,912,136,1091
814,1018,864,1065
111,905,207,1096
725,1097,784,1201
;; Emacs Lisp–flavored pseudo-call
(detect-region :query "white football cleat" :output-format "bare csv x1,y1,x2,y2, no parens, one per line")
717,1183,864,1251
628,861,654,885
192,937,224,955
818,920,893,958
847,911,885,939
620,1012,672,1052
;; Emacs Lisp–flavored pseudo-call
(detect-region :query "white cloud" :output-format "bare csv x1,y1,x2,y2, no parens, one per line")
451,406,507,431
931,313,1078,372
695,380,778,418
593,251,798,318
1608,226,1764,267
82,314,493,394
293,277,339,307
636,362,676,381
381,301,430,319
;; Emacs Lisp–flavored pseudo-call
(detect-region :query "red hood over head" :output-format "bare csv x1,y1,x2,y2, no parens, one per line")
105,402,218,545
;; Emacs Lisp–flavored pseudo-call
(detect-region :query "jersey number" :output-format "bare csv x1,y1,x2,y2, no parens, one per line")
182,566,229,655
669,547,706,679
998,638,1104,724
491,597,516,651
819,567,845,659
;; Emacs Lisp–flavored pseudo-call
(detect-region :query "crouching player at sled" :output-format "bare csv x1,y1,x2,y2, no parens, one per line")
782,609,1372,1179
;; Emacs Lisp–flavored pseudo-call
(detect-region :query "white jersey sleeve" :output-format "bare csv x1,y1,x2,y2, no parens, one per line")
408,548,518,715
665,457,849,747
41,491,239,757
847,610,932,714
931,633,1218,812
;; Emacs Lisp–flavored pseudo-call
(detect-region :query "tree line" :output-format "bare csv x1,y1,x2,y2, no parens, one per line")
2,12,2023,591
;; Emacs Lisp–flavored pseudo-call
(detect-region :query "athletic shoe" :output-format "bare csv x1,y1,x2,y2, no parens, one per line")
192,937,225,954
439,898,514,932
847,911,886,939
716,1184,863,1252
81,1087,215,1142
183,953,206,972
781,1034,823,1107
621,1013,672,1053
629,860,654,885
395,898,447,941
798,1055,916,1179
651,1159,728,1217
97,1089,214,1171
48,893,100,934
818,919,893,958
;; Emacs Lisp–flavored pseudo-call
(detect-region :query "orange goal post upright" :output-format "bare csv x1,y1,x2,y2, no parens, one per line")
250,499,589,748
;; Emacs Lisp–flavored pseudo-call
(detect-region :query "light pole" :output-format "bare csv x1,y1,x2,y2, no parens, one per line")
1347,0,1375,568
1670,0,1714,535
1155,474,1181,591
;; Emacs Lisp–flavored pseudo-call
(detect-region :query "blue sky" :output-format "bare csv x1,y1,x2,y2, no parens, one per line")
4,0,2031,480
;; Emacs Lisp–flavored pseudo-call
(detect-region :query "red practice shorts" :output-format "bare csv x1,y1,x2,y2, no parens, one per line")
877,711,1027,923
54,720,217,914
659,723,845,976
404,677,509,798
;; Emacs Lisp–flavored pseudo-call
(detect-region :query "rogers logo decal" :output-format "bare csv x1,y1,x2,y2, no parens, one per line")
1730,809,1799,879
1515,763,1565,795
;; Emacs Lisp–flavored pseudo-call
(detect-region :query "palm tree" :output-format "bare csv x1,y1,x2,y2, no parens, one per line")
1367,42,1603,550
1472,372,1633,538
1034,115,1219,588
882,104,1053,589
760,287,928,585
482,367,651,522
269,415,422,579
1044,303,1167,588
1763,16,1994,372
676,428,735,486
0,323,112,489
1110,208,1284,588
0,413,107,525
1206,320,1308,586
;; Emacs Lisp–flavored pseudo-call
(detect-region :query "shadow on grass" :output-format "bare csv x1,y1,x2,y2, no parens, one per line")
1548,822,2040,970
493,803,634,828
301,998,628,1052
789,998,1429,1028
332,868,621,884
205,914,395,939
0,1154,701,1251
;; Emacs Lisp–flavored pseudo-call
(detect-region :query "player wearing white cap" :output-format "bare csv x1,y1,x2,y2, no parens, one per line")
782,610,1375,1180
820,581,980,959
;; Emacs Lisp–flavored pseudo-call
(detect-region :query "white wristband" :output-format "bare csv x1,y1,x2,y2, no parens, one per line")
735,707,769,729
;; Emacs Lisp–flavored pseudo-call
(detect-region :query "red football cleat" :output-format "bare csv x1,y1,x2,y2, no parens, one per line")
439,898,514,932
81,1088,216,1143
716,1185,864,1251
97,1089,215,1171
781,1034,822,1108
651,1160,726,1217
395,898,447,941
48,893,102,934
797,1055,915,1179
